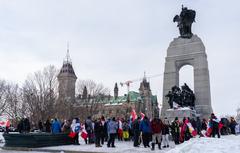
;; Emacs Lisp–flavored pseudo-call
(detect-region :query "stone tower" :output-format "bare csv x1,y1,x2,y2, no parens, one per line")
114,83,118,99
57,48,77,119
139,75,153,119
82,86,88,99
161,35,213,119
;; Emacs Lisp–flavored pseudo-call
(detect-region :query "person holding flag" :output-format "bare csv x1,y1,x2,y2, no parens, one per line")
210,113,221,138
70,118,81,145
131,109,137,121
140,112,145,120
132,116,141,147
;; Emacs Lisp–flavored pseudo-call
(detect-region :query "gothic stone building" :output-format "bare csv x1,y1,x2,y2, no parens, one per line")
57,52,159,120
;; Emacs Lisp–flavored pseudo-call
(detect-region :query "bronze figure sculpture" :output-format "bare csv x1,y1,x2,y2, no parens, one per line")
173,6,196,38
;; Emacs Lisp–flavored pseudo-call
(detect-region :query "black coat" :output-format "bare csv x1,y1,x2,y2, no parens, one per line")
162,124,170,135
132,119,140,132
94,121,104,136
171,121,180,134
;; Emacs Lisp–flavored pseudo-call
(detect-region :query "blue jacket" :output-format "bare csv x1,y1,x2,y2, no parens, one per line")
107,120,118,134
140,119,151,133
52,120,61,134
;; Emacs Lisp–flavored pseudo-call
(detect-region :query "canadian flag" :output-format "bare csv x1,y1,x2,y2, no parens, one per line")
0,118,10,127
140,112,145,120
131,109,137,121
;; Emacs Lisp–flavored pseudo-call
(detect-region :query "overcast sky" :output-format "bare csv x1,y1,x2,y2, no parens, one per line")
0,0,240,117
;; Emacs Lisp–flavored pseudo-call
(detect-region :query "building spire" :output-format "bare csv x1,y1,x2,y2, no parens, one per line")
143,71,147,81
64,42,72,64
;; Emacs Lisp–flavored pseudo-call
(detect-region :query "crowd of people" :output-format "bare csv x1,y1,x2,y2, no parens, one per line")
14,113,240,151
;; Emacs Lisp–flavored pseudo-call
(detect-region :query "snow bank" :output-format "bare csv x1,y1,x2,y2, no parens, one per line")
41,135,240,153
1,132,240,153
166,135,240,153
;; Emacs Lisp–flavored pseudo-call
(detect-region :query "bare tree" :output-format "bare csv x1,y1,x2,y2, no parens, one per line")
236,107,240,123
4,83,23,126
0,80,8,114
21,65,58,125
76,80,110,119
6,83,21,117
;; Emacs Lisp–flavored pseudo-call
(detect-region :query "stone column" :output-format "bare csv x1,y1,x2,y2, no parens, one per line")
194,55,213,118
161,59,179,117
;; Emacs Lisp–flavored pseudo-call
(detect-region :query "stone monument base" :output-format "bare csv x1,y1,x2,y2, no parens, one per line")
165,107,198,122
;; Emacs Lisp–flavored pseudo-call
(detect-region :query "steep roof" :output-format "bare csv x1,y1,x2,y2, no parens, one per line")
58,49,77,79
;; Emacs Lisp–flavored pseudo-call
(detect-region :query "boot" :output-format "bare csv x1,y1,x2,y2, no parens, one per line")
158,143,161,150
151,143,155,151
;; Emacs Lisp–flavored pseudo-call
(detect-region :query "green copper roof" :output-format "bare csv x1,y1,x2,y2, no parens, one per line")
104,91,157,105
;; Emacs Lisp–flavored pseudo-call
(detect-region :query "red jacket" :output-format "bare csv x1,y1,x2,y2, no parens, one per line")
151,119,164,134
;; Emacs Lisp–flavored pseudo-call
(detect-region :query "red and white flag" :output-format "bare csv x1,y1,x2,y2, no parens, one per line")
140,112,145,120
131,109,137,121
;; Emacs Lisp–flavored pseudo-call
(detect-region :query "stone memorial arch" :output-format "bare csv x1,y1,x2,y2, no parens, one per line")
161,35,213,118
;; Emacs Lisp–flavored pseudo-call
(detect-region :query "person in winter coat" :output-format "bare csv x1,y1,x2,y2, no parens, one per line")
117,118,123,141
94,118,104,147
103,118,109,142
38,120,43,132
80,123,88,144
107,117,118,147
196,117,202,135
132,117,141,147
162,117,170,148
17,118,24,133
171,117,180,144
210,113,220,138
180,118,191,142
139,116,151,148
201,118,207,131
150,117,164,150
190,118,197,130
100,116,107,145
23,118,31,133
45,119,51,133
122,120,130,141
71,118,81,145
85,116,94,144
229,117,237,134
52,118,61,134
62,120,71,133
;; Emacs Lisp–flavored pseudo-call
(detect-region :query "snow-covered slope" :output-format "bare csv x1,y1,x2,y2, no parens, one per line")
1,132,240,153
167,135,240,153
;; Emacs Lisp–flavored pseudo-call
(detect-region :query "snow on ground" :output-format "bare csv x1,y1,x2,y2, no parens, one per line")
40,140,175,153
1,132,240,153
0,150,49,153
40,135,240,153
0,133,4,143
166,135,240,153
